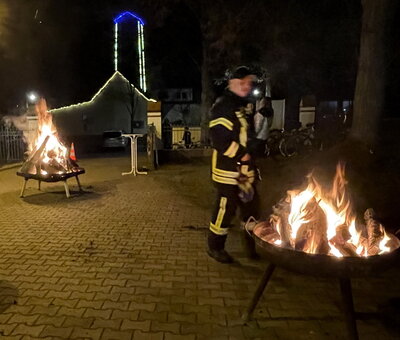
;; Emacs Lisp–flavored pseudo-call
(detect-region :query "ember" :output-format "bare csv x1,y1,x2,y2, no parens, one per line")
17,98,85,198
254,163,400,257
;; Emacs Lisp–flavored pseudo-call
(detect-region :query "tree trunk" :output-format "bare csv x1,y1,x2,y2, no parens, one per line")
197,1,246,146
285,78,302,130
350,0,394,148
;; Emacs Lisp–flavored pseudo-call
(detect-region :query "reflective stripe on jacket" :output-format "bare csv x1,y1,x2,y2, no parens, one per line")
209,91,250,185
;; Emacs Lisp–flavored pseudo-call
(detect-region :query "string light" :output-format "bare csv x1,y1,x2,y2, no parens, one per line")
113,11,145,25
113,11,147,92
137,21,143,90
50,71,155,113
114,23,118,71
140,23,146,92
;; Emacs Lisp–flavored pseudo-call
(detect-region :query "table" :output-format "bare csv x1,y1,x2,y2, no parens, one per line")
122,134,147,176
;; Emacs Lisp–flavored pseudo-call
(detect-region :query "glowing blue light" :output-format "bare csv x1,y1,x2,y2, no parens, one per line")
114,11,145,25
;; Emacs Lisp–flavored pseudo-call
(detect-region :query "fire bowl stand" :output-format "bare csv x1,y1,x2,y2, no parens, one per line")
242,264,359,340
18,171,84,198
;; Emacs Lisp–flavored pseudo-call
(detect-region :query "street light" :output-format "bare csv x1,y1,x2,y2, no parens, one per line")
27,91,38,103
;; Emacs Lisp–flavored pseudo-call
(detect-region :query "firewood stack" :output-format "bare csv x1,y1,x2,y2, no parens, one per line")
254,201,400,257
17,97,83,178
252,163,400,257
19,135,80,177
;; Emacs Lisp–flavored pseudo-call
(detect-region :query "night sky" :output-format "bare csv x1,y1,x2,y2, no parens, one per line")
0,0,399,115
0,0,202,111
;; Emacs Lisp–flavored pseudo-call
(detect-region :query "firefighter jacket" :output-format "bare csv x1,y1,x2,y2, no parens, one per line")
209,90,256,186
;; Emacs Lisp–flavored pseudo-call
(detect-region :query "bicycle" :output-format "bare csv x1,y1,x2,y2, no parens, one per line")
317,111,350,150
263,129,285,157
278,123,317,157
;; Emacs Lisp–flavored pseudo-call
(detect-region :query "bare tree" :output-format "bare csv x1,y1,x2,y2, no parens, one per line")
121,0,362,143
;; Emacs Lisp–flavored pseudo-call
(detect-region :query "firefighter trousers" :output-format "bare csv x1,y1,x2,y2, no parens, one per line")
208,182,259,251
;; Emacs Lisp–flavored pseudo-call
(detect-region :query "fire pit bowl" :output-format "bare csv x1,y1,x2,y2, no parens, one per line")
253,228,400,278
17,168,85,198
243,230,400,339
244,227,400,339
17,168,85,182
244,163,400,339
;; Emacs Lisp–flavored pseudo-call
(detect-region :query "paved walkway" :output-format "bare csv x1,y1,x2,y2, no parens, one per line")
0,156,399,339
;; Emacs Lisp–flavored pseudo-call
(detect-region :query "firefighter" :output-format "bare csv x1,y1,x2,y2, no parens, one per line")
207,66,260,263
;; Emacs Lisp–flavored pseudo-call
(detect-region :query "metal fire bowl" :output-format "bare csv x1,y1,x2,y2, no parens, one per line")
253,233,400,278
17,168,85,182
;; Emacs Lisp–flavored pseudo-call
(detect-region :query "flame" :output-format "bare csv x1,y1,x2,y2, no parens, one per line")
31,99,69,175
270,162,399,257
378,230,391,255
288,189,314,241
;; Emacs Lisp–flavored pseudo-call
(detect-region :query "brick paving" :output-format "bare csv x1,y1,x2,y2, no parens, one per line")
0,155,399,339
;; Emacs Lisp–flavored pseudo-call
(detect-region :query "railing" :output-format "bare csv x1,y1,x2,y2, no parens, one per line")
0,124,26,165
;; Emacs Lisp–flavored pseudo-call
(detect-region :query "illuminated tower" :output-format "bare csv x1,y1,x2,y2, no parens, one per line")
113,11,147,92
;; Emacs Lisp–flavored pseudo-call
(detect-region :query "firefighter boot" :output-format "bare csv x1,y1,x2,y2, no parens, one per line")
207,231,233,264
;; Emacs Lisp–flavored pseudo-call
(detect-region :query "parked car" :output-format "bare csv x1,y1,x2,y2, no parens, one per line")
102,130,129,149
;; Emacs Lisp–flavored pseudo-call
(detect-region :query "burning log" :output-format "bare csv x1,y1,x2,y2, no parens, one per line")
364,209,385,255
329,224,359,257
253,220,280,243
41,158,67,174
20,135,50,175
331,241,359,257
385,232,400,250
330,224,350,250
272,197,292,246
295,204,329,254
335,224,352,244
253,163,400,258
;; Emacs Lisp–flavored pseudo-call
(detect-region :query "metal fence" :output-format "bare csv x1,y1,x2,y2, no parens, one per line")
0,124,25,165
162,125,204,149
